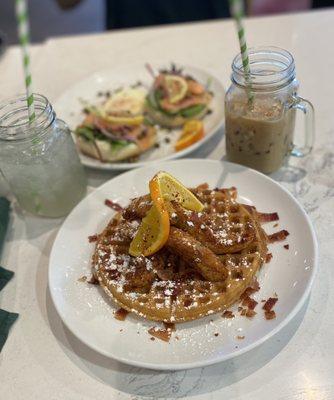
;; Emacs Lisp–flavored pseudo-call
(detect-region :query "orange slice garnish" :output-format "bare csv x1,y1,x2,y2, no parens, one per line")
129,202,170,257
129,171,204,256
175,120,204,152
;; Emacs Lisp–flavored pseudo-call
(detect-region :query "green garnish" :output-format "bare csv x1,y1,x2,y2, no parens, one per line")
180,104,206,117
75,126,130,151
75,126,96,141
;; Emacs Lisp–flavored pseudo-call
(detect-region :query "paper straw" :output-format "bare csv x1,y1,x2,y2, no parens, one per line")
229,0,253,102
15,0,35,123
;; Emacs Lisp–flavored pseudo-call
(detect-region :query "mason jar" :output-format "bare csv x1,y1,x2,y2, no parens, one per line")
0,94,87,217
225,46,315,174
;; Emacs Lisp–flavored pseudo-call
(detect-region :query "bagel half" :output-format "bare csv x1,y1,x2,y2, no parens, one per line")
76,125,156,162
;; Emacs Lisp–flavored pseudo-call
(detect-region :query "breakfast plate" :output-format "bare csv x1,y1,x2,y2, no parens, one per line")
54,64,225,171
48,159,317,370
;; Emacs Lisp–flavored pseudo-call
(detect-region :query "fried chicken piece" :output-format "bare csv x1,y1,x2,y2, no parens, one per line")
107,220,138,245
170,201,254,254
122,194,151,220
152,250,202,281
166,227,228,282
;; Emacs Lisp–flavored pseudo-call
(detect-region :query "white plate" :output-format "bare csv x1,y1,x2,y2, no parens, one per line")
54,64,225,171
49,159,317,370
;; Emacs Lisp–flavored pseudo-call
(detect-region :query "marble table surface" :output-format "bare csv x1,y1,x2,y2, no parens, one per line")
0,9,334,400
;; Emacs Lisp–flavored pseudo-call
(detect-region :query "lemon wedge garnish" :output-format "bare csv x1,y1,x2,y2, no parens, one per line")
150,171,204,212
165,75,188,104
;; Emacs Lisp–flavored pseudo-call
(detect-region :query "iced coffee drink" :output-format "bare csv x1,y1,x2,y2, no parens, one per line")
225,46,314,174
225,97,296,174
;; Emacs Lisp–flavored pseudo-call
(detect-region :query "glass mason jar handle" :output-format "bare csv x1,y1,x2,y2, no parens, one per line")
290,95,315,157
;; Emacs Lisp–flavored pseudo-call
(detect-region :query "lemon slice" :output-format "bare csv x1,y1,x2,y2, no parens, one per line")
103,114,144,126
165,75,188,104
149,171,204,212
129,202,170,257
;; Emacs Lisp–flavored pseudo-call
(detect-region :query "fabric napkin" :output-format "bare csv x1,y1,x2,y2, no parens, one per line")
0,303,18,352
0,197,10,256
0,198,18,352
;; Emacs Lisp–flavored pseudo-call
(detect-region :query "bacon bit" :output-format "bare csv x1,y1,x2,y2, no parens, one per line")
222,310,235,319
245,309,257,318
240,287,256,300
209,187,237,200
241,296,251,308
87,275,99,285
114,308,129,321
237,335,245,340
240,280,260,301
273,223,279,228
257,212,279,223
242,296,258,310
266,253,273,263
163,322,176,332
268,230,289,243
88,234,98,243
77,275,87,282
214,333,219,337
242,204,256,213
196,183,209,190
184,298,193,307
284,244,290,249
104,199,123,212
265,310,276,320
229,186,238,199
262,297,278,311
148,327,172,342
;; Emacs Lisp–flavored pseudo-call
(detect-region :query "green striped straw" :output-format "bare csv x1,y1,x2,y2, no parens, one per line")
229,0,253,103
15,0,35,123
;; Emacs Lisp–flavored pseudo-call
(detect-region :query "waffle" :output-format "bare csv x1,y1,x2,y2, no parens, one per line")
92,187,271,323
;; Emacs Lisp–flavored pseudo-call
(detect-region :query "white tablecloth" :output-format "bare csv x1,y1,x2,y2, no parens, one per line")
0,9,334,400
